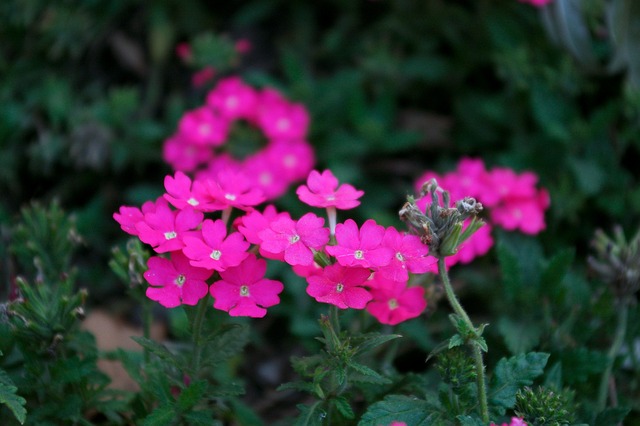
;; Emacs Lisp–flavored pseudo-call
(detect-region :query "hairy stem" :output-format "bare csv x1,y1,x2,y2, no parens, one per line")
597,300,629,411
190,296,209,378
438,257,489,423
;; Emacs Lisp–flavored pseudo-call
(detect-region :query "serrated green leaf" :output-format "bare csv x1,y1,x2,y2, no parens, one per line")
294,402,326,426
594,406,630,426
489,352,549,414
182,410,218,426
130,336,180,368
143,404,176,426
277,381,317,395
0,382,27,424
347,360,390,384
176,380,208,412
352,332,402,356
497,317,542,355
457,415,486,426
333,396,354,420
202,323,250,366
449,334,464,349
359,395,441,425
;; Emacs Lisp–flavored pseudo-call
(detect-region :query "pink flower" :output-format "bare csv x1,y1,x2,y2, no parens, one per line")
162,134,212,172
491,189,549,235
114,206,144,236
306,264,372,309
235,205,291,245
297,169,364,210
257,90,309,140
210,254,284,317
178,106,229,147
201,169,266,212
242,150,290,200
182,219,249,271
135,202,203,253
264,140,315,182
259,213,330,266
378,226,433,282
144,251,212,308
325,219,393,269
206,76,258,121
490,417,527,426
191,66,216,88
366,276,426,325
388,422,408,426
163,171,210,211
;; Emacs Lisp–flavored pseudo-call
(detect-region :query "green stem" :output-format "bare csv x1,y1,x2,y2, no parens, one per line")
329,304,341,335
142,294,152,364
438,257,489,423
190,296,209,378
597,300,629,411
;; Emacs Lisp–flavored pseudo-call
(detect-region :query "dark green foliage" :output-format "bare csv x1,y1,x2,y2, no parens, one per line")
515,386,576,426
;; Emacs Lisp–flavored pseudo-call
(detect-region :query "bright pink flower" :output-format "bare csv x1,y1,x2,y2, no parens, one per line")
483,168,537,207
135,202,203,253
306,264,372,309
201,169,266,211
178,106,229,147
182,219,249,271
490,417,527,426
388,421,408,426
163,171,211,211
191,66,216,88
210,254,284,317
144,251,212,308
292,262,324,278
206,76,258,121
162,134,212,172
326,219,393,269
297,169,364,210
378,226,433,281
235,205,291,245
259,213,330,266
366,275,426,325
114,206,144,236
257,91,309,140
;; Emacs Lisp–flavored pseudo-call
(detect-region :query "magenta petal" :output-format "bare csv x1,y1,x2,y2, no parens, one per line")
284,241,313,266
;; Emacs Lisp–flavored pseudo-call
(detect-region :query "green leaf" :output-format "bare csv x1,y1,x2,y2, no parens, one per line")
449,334,464,349
182,410,219,426
0,382,27,424
560,348,607,384
594,407,630,426
359,395,441,425
540,247,575,303
497,239,523,303
497,317,542,355
228,397,264,426
130,336,180,368
347,360,391,385
293,402,326,426
352,332,402,356
489,352,549,414
457,415,486,426
332,396,355,420
176,380,208,412
143,404,176,426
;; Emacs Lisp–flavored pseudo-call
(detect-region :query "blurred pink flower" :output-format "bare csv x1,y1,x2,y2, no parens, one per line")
210,254,284,317
178,106,229,147
306,264,372,309
162,134,213,172
144,251,212,308
191,66,216,88
206,76,258,121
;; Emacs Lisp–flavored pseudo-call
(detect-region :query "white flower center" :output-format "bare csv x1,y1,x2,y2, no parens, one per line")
289,234,300,244
395,252,404,261
388,298,399,310
336,283,344,293
354,250,364,260
225,193,236,201
210,250,222,260
187,197,199,206
175,274,186,287
198,123,212,136
164,231,177,240
240,285,250,297
276,118,290,131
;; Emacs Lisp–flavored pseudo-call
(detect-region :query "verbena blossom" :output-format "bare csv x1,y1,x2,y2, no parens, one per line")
201,169,266,212
235,205,291,245
258,213,330,266
296,169,364,210
257,89,309,140
182,219,249,271
178,106,229,146
163,171,210,211
144,251,212,308
378,226,434,282
306,264,372,309
325,219,393,269
205,76,257,121
162,134,212,172
366,275,426,325
210,254,284,317
135,202,203,253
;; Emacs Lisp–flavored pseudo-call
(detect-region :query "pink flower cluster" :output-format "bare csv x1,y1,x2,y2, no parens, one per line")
115,168,433,325
163,76,314,201
415,158,549,268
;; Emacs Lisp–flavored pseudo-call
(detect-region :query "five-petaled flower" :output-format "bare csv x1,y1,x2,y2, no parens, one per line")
210,254,284,317
182,219,250,271
325,219,393,269
306,264,372,309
